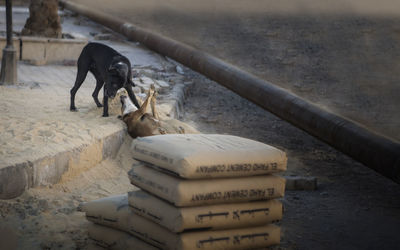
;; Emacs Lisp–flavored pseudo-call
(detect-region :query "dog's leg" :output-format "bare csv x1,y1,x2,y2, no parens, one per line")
70,57,90,111
102,75,110,117
125,81,141,109
137,85,155,117
102,95,109,117
126,65,141,109
90,66,104,108
150,86,160,120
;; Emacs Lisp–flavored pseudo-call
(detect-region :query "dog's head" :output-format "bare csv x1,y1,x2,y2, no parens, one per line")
106,61,129,99
120,94,138,116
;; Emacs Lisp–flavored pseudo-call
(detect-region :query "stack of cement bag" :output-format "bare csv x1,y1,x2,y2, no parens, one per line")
81,134,287,250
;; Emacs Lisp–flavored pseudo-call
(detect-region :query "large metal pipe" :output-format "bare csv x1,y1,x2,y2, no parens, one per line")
60,0,400,183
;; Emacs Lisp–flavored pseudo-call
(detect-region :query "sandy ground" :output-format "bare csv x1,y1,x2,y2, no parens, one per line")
0,136,138,249
0,77,124,167
0,7,172,169
71,0,400,142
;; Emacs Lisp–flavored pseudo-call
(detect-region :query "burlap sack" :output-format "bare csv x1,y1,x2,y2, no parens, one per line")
128,163,286,207
82,195,281,250
128,189,283,232
87,223,158,250
131,134,287,179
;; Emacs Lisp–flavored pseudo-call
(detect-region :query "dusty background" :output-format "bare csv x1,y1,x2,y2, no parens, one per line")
71,0,400,142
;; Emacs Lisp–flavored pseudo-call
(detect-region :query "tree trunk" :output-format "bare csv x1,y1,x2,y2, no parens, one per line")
21,0,61,38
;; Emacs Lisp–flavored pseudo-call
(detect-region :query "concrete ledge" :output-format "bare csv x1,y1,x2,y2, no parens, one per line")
46,37,88,63
20,36,87,65
0,36,88,65
162,83,186,119
19,37,46,64
0,162,31,199
0,129,126,199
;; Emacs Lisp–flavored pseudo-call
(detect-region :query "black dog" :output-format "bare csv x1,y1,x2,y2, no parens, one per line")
70,42,140,117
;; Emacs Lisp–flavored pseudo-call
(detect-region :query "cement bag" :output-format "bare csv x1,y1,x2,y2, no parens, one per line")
128,163,286,207
81,194,178,249
128,189,283,232
87,223,158,250
131,134,287,179
180,224,280,250
82,194,281,250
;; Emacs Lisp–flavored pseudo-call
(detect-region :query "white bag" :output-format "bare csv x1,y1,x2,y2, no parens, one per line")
81,194,178,249
128,163,286,207
87,223,158,250
128,189,283,232
131,134,287,179
82,195,281,250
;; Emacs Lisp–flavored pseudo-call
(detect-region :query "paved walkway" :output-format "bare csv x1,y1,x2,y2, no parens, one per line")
0,7,192,198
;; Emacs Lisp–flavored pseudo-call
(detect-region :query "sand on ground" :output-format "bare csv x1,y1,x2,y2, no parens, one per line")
0,68,126,168
0,135,139,249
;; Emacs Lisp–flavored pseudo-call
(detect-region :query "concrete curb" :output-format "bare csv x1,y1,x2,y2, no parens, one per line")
164,82,186,119
0,129,125,199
